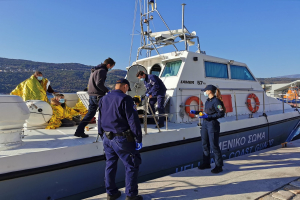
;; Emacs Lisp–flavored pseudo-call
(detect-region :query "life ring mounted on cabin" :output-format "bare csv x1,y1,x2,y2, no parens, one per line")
246,93,260,113
185,96,203,118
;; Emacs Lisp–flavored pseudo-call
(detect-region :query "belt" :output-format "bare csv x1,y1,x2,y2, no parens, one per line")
104,131,124,137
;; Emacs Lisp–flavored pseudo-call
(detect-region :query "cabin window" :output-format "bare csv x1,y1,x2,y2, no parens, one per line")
161,60,182,77
150,64,161,76
230,65,255,81
204,61,228,78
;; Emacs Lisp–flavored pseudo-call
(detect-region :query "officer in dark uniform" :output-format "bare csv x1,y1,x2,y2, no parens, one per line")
98,78,143,200
191,85,225,173
136,71,166,128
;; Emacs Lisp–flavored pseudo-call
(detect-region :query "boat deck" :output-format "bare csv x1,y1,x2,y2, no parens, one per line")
1,108,298,159
0,122,195,158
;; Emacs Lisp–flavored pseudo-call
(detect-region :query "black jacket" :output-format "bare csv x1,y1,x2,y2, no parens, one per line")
88,64,109,96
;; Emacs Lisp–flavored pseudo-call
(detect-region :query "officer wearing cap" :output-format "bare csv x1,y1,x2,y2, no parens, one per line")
98,78,143,200
136,71,166,128
191,84,225,173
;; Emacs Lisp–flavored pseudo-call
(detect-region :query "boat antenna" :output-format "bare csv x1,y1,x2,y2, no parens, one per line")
128,0,139,66
182,3,187,51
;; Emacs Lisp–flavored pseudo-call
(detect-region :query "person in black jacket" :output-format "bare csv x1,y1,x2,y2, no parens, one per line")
74,57,115,138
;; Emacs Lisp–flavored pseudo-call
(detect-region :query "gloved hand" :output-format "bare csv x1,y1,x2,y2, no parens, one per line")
135,142,143,150
190,110,199,115
199,112,208,119
145,93,150,97
107,91,111,94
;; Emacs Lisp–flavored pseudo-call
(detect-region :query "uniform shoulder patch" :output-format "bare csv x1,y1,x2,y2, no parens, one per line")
217,105,223,111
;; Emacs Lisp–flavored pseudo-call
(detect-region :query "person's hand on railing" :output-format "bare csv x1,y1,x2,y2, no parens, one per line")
135,142,143,150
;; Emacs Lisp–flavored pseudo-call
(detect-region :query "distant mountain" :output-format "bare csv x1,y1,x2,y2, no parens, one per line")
275,74,300,79
0,57,127,94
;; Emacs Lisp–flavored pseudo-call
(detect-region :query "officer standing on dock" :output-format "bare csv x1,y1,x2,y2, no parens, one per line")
74,57,115,138
191,85,225,173
98,79,143,200
136,71,166,128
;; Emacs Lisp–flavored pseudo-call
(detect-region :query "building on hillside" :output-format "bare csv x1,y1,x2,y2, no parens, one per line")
262,80,300,98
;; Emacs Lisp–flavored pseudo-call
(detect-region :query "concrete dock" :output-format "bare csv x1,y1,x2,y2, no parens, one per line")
86,139,300,200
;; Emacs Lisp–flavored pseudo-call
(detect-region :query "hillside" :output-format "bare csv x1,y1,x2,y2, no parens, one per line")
1,57,299,94
0,57,127,94
276,74,300,79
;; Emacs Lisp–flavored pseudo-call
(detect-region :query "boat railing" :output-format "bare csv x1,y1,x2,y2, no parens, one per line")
178,89,295,125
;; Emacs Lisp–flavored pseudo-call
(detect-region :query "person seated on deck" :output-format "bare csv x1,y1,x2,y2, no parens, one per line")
133,95,153,124
46,94,81,129
10,71,56,103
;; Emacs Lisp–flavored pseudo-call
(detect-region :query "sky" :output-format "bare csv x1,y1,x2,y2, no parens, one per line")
0,0,300,78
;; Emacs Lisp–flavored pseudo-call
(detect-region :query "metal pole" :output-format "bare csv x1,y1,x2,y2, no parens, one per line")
234,92,238,120
146,0,149,57
199,93,201,126
148,98,161,132
196,36,201,53
166,115,168,130
94,134,100,143
263,91,265,115
182,3,187,51
282,94,285,113
144,97,148,134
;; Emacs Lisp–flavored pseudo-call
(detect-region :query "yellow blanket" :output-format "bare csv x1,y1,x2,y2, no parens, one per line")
72,99,88,118
46,103,79,129
10,75,50,103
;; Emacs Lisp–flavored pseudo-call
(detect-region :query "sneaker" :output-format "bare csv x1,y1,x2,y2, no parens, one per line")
198,164,211,170
125,195,143,200
211,166,223,174
107,191,121,200
74,133,89,138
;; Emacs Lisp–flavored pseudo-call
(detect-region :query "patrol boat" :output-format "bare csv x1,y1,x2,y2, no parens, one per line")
0,1,300,200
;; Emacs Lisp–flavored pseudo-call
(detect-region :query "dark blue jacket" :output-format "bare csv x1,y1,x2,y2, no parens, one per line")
144,74,166,97
88,64,109,96
98,90,142,143
204,96,225,121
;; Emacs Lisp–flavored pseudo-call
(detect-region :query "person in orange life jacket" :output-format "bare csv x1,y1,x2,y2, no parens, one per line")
98,79,143,200
191,84,226,174
136,71,166,128
74,57,115,138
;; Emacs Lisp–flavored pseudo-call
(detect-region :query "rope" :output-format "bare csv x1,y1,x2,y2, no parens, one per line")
128,0,138,66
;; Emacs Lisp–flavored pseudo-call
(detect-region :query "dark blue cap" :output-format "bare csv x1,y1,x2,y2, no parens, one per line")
202,84,217,91
116,78,131,91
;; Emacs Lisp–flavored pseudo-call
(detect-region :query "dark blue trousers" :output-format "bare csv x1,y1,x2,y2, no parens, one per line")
201,120,223,167
75,96,100,134
103,135,142,197
149,96,165,126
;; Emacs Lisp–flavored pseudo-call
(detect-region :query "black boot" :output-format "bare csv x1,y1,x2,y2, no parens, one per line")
125,195,143,200
211,166,223,174
74,133,89,138
198,164,211,170
107,191,121,200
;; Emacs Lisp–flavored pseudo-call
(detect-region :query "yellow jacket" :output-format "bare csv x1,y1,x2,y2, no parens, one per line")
10,75,50,103
46,99,79,129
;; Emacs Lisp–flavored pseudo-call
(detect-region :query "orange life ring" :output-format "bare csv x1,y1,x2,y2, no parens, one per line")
185,96,203,118
246,93,260,113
